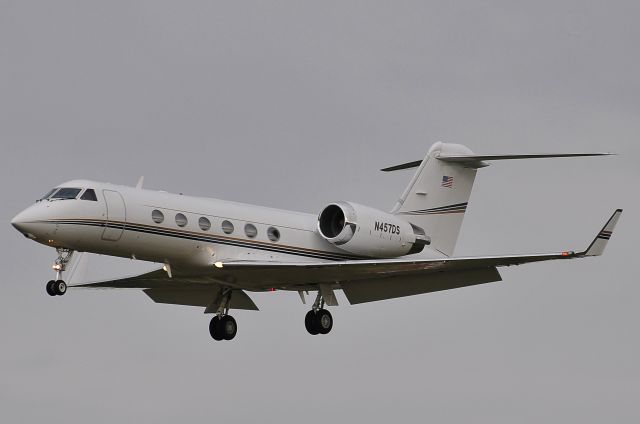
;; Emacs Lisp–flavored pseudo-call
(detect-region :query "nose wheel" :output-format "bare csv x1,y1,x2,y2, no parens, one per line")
46,280,67,296
45,248,73,296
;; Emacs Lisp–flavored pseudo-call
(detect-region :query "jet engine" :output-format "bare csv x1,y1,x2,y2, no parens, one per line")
317,201,430,258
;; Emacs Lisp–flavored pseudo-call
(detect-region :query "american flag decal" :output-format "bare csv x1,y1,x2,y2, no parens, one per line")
441,175,454,188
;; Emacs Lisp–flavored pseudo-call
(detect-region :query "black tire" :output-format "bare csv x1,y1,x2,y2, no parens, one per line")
220,315,237,341
209,316,223,341
46,280,57,296
53,280,67,296
305,310,319,335
316,309,333,335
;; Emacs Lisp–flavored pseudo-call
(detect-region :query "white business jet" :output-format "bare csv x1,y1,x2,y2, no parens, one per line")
11,142,621,341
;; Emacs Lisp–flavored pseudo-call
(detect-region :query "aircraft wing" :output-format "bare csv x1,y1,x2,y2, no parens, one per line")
72,269,259,311
73,209,621,306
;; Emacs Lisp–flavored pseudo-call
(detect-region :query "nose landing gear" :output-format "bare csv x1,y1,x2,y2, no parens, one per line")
46,248,73,296
46,279,67,296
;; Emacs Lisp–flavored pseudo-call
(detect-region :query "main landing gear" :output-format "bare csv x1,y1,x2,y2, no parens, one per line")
208,288,237,341
304,292,333,335
209,315,237,341
206,289,335,340
46,248,73,297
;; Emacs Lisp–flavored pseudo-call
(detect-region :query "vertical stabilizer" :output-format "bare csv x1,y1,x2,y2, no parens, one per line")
391,142,478,256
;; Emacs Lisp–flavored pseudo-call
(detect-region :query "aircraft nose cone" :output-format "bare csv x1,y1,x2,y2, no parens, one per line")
11,210,27,232
10,206,44,238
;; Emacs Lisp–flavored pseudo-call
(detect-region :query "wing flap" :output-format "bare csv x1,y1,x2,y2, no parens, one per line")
144,287,216,307
144,287,259,310
342,267,502,304
204,288,259,312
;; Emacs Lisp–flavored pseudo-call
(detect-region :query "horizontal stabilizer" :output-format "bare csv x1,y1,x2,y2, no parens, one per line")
381,160,423,172
382,152,613,171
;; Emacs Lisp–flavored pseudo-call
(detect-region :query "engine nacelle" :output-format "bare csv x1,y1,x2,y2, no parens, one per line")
317,201,429,258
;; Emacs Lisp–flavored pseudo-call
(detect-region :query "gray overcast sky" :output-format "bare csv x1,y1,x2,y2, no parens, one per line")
1,1,638,422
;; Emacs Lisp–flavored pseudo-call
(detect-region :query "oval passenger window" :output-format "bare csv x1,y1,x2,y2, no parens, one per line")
175,213,188,227
152,210,164,224
267,226,280,242
199,217,211,231
244,223,258,238
221,220,234,234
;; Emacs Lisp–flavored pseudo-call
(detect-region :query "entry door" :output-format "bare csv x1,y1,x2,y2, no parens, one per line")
102,190,126,241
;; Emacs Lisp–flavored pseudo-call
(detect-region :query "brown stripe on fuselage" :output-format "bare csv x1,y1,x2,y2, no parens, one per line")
41,218,367,260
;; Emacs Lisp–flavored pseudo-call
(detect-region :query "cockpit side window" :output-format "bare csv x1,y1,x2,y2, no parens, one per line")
80,189,98,201
50,188,82,200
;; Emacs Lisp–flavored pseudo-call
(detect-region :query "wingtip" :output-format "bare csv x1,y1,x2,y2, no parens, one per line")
580,209,622,257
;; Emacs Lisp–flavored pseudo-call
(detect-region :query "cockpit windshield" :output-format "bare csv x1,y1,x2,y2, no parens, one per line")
38,189,57,201
50,188,82,200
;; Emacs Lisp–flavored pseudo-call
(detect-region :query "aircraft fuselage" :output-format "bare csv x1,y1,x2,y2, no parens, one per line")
11,179,389,270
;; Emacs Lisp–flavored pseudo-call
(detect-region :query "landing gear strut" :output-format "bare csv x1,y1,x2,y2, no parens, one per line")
304,291,333,335
47,248,73,296
208,288,238,341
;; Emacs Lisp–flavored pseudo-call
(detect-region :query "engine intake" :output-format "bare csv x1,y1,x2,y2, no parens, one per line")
318,204,346,239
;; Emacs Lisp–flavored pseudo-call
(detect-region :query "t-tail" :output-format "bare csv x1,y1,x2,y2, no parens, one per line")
383,142,613,257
